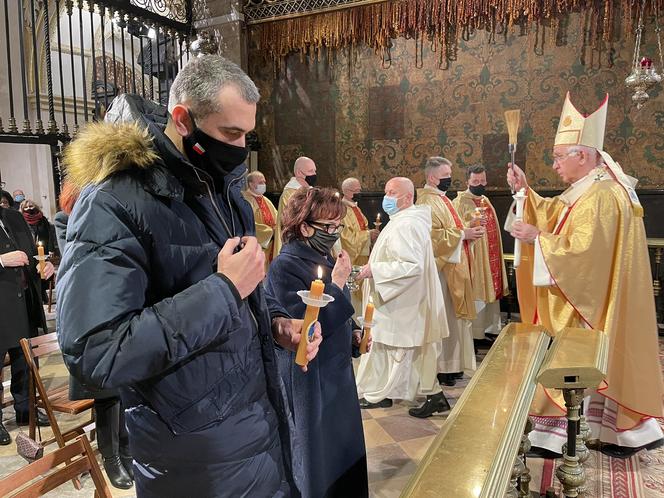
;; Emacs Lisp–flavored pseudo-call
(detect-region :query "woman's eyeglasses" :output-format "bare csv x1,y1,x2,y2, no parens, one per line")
307,221,345,235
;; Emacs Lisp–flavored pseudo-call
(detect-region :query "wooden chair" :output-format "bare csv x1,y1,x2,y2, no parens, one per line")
19,333,95,450
1,353,12,409
0,434,112,497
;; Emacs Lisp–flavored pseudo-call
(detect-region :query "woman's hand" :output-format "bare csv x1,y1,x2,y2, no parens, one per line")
272,317,323,373
331,250,352,289
352,329,372,353
0,250,29,267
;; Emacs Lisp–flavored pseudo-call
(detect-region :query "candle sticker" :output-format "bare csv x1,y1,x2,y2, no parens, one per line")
307,322,317,341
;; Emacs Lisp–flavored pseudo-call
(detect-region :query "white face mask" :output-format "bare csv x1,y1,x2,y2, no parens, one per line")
254,183,267,195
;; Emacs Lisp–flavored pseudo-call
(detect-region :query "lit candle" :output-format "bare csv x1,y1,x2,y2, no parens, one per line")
295,266,325,366
471,208,483,227
359,300,374,354
374,212,382,230
37,242,45,278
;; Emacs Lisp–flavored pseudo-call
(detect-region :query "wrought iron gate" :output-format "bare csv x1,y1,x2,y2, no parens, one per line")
0,0,195,198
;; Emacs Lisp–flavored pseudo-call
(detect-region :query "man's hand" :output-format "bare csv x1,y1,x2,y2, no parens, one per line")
352,329,372,353
218,236,265,299
40,261,55,280
464,226,485,240
272,317,323,372
0,250,29,268
356,263,372,281
331,250,352,288
507,163,528,192
510,221,540,244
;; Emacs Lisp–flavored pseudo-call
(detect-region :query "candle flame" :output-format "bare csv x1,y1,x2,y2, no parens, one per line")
317,266,323,279
38,241,42,247
377,213,381,221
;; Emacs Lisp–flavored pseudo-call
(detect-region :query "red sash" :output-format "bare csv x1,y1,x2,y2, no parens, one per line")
256,196,275,228
474,198,503,299
351,206,368,230
553,202,576,235
440,195,472,275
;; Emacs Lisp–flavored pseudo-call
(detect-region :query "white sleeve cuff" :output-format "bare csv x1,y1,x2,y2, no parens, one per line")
533,235,554,287
448,237,463,265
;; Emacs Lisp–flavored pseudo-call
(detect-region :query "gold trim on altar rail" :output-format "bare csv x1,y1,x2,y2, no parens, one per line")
400,323,550,498
537,327,609,391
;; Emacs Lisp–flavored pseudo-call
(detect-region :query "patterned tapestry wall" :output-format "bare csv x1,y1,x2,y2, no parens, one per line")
248,11,664,192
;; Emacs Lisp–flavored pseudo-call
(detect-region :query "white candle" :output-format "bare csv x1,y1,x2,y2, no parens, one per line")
513,188,527,268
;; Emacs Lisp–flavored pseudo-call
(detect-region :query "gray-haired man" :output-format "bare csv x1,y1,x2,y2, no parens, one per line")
57,55,320,497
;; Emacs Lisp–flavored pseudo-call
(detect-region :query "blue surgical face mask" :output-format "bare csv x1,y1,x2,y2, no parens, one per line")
14,194,24,203
382,195,400,216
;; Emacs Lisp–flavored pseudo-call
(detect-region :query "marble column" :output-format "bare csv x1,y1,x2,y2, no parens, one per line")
194,0,247,69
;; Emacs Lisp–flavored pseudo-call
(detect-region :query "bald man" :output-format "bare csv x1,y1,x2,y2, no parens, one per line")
340,178,379,314
242,171,278,270
272,157,317,258
355,178,451,418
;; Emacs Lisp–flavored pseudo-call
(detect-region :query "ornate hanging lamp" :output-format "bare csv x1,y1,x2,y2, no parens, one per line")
625,0,663,109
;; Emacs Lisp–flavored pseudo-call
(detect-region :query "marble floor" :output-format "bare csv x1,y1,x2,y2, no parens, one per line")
0,343,477,498
2,337,663,497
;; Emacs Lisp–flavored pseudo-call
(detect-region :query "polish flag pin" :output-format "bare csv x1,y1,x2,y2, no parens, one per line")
193,143,206,155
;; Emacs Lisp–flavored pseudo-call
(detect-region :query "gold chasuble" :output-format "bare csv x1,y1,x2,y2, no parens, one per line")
416,188,475,320
272,178,301,259
340,200,370,266
516,92,664,433
341,199,371,315
453,191,509,303
242,191,278,269
521,174,664,430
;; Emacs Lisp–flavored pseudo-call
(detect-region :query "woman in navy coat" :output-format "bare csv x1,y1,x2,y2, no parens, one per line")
265,187,369,498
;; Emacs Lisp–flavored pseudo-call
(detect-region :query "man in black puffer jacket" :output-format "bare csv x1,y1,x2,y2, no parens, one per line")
56,56,321,497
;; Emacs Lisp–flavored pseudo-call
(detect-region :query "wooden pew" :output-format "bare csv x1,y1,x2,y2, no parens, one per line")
401,323,550,498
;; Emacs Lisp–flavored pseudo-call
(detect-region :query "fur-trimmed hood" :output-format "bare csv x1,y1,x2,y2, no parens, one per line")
61,93,177,192
62,122,159,189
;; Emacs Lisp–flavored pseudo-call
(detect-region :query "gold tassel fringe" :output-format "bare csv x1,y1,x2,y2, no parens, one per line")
250,0,663,69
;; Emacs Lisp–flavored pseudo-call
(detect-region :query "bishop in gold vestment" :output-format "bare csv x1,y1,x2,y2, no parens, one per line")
453,165,508,339
508,92,664,455
242,171,278,270
273,157,317,258
416,158,485,383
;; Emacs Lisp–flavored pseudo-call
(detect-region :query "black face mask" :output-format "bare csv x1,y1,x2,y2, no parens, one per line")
304,174,317,187
469,184,486,196
25,208,37,214
308,228,339,255
438,177,452,191
182,116,249,179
